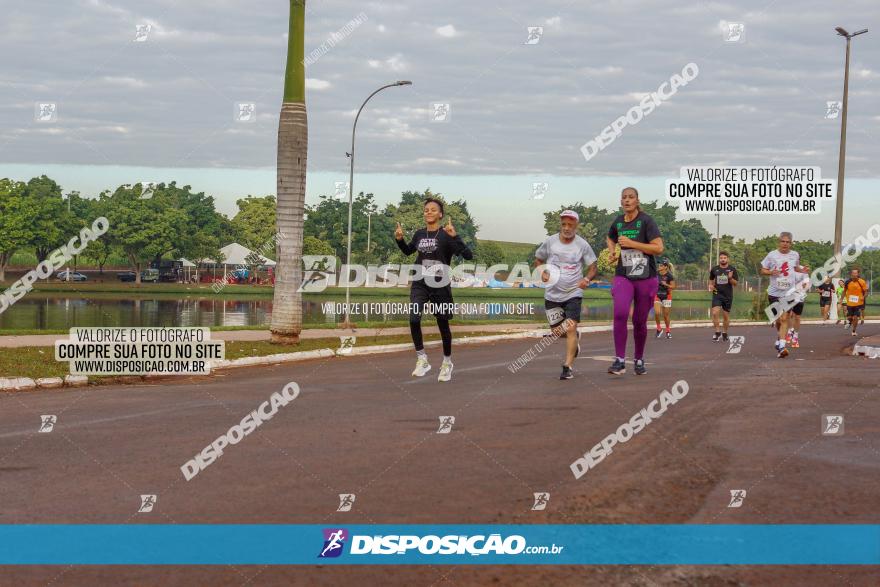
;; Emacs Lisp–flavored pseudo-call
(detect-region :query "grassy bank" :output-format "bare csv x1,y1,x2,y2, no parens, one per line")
0,331,502,380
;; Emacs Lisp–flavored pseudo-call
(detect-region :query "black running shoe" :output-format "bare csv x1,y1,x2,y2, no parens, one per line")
634,359,647,375
655,329,663,339
712,332,721,342
722,332,729,342
608,358,626,375
560,365,573,380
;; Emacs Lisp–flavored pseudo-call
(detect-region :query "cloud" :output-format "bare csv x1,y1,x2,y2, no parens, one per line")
1,0,878,180
367,54,407,72
101,76,147,88
306,78,331,90
435,24,458,38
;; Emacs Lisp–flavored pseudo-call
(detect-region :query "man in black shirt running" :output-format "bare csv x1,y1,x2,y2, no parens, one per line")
709,251,739,342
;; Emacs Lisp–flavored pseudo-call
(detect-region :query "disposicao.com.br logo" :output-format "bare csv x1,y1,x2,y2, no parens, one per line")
318,528,563,558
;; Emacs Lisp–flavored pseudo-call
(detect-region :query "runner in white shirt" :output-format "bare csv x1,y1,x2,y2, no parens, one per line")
534,210,598,380
760,232,811,358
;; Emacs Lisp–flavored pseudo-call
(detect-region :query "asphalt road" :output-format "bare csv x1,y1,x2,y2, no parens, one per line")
1,323,878,586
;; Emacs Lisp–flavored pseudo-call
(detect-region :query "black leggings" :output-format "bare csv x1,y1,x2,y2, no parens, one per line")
410,317,453,356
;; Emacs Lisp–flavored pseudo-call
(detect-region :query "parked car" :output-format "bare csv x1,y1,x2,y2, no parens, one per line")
141,269,160,283
116,271,137,282
159,271,178,283
56,271,87,282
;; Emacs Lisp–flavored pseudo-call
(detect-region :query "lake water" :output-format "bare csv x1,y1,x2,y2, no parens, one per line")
0,294,837,330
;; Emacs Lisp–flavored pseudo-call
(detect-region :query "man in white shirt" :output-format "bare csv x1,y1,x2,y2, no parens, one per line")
760,231,810,358
534,210,598,380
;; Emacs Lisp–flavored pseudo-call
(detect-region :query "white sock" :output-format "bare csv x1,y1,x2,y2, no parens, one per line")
443,356,452,363
416,350,427,358
617,356,625,362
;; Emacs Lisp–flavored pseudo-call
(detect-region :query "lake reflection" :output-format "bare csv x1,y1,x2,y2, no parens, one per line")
0,294,826,330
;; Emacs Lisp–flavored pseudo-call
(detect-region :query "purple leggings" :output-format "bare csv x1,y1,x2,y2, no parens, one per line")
612,275,659,360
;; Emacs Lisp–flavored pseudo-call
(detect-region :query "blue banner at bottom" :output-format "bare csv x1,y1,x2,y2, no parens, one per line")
1,525,878,565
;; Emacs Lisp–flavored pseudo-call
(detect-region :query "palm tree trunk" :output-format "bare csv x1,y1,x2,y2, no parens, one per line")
270,0,307,344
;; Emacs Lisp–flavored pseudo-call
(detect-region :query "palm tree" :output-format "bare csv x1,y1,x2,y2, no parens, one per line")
270,0,307,344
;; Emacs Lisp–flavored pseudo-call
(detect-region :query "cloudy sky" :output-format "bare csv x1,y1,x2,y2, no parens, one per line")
1,0,877,243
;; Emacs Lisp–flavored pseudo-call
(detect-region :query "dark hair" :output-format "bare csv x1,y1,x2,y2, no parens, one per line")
621,186,640,211
424,198,444,218
719,250,729,257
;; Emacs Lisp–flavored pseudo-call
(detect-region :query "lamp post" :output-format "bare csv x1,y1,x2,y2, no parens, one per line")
832,26,868,276
64,194,71,282
343,80,412,329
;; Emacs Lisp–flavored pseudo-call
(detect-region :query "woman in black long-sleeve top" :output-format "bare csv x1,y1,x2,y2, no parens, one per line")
395,198,473,382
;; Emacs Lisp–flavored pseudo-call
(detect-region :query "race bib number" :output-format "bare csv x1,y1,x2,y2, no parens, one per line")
715,273,728,285
848,295,860,304
662,299,672,308
776,278,791,290
546,306,565,326
821,290,831,297
621,249,647,278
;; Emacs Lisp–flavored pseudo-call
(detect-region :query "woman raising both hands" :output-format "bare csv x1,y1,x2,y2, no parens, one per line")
395,198,473,382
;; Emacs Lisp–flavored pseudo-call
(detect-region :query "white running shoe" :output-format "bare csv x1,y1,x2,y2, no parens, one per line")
438,359,453,382
412,355,431,377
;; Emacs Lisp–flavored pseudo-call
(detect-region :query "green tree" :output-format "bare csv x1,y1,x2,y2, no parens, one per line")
21,176,79,262
0,179,30,282
102,186,188,284
303,235,335,256
147,182,229,264
232,195,277,250
474,240,505,266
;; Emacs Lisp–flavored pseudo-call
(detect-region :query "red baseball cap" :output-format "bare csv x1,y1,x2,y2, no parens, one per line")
560,210,579,222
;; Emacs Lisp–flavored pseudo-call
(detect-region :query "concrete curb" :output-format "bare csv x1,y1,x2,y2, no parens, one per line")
0,377,37,391
852,343,879,358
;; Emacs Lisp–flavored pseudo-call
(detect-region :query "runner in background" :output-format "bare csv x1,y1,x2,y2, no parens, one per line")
835,278,847,327
760,232,810,358
606,187,664,375
842,268,869,337
395,199,473,382
786,269,810,349
653,259,675,339
817,276,834,322
709,251,739,342
534,210,598,380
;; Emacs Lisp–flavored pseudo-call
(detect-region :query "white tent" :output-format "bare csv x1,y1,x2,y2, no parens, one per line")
218,243,276,267
176,258,197,282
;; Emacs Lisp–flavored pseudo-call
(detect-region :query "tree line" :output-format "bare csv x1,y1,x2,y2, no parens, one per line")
1,177,876,288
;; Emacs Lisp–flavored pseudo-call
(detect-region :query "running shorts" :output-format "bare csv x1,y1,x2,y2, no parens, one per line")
711,294,733,313
654,295,672,308
545,297,582,327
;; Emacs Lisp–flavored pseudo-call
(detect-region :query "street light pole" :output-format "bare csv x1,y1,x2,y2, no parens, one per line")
343,80,412,329
65,195,71,282
832,26,868,276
